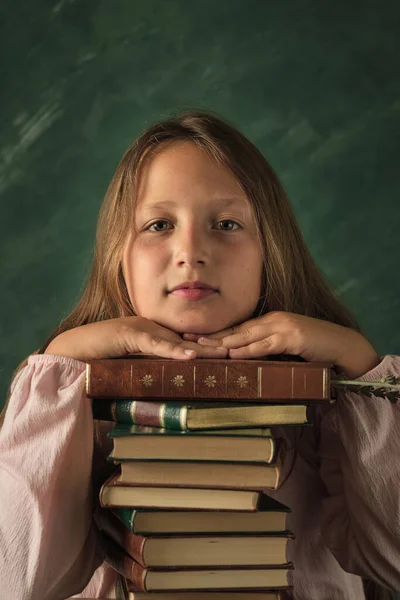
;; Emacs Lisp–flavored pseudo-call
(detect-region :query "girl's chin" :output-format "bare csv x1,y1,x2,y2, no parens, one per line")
165,316,232,336
173,324,223,336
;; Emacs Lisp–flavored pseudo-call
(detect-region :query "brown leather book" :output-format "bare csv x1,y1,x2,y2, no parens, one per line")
98,509,292,568
103,533,292,592
86,357,332,401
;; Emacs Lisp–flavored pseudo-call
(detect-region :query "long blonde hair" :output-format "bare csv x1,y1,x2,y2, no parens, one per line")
1,109,360,426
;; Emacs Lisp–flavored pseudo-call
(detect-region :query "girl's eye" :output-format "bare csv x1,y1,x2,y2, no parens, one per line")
147,220,172,232
146,219,240,232
217,219,240,231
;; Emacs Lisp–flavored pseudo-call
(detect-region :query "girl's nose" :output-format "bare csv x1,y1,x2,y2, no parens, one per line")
174,227,209,267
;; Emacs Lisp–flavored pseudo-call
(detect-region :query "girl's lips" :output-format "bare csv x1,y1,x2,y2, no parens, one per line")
170,288,217,301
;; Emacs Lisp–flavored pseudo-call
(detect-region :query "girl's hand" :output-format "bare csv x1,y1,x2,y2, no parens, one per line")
183,311,380,379
44,316,228,362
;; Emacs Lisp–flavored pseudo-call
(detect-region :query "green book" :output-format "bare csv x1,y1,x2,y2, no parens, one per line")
110,495,291,535
93,398,310,430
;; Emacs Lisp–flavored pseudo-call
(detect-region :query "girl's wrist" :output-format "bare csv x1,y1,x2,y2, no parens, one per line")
335,342,380,379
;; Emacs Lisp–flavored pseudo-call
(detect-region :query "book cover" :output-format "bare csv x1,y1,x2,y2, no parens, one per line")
117,458,281,490
110,495,291,535
86,357,331,401
99,472,275,511
108,424,273,438
107,424,277,464
98,509,292,568
103,533,293,591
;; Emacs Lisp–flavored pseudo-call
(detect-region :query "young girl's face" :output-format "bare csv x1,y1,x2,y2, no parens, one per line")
122,141,263,334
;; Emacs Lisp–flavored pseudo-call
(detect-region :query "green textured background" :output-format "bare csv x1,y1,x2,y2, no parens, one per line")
1,0,399,409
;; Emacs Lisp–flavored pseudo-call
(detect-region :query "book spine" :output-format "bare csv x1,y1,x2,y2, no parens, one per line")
98,509,147,566
127,594,282,600
86,359,331,401
112,507,137,532
103,533,147,591
93,399,187,430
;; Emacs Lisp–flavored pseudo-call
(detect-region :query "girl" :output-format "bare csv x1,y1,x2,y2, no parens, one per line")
0,111,399,600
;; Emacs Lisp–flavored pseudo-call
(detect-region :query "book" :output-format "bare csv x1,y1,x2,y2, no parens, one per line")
124,592,281,600
97,509,291,568
104,534,292,591
92,398,310,429
108,424,277,463
111,495,290,534
86,357,331,401
117,459,281,490
100,472,276,511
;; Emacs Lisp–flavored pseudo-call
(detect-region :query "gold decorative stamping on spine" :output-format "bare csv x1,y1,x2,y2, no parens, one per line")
180,405,188,431
323,368,328,398
160,403,166,428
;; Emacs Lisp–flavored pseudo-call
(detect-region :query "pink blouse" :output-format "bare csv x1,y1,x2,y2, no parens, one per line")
0,353,399,599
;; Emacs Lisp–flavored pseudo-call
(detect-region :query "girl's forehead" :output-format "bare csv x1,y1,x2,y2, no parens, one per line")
135,142,250,212
138,142,241,190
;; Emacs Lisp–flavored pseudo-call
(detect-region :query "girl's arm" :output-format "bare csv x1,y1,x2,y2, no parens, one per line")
318,354,400,591
0,354,104,600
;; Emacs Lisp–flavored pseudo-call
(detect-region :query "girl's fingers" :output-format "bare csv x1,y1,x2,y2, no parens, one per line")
185,343,228,359
200,316,268,341
184,331,257,352
138,335,228,360
198,326,267,349
228,335,286,359
182,333,201,342
136,337,197,360
197,337,223,346
198,324,242,341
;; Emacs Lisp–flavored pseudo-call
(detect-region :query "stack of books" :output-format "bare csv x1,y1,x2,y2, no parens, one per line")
88,356,333,599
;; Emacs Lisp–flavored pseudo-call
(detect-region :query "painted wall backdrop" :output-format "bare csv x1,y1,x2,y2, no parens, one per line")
0,0,399,408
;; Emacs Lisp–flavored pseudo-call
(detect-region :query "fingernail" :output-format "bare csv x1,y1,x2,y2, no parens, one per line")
184,349,195,356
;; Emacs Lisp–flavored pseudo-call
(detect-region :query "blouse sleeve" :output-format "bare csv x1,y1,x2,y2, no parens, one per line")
0,354,104,600
318,354,400,591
